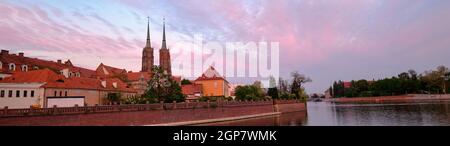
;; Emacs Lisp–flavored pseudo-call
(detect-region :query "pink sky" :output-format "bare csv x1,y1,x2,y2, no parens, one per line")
1,0,450,93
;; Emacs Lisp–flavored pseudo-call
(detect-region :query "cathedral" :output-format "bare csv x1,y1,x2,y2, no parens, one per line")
141,18,172,76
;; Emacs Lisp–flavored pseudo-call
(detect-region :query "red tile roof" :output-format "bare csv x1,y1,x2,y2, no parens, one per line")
95,63,127,78
172,76,181,84
126,72,151,81
0,50,96,78
195,66,228,82
0,69,136,93
0,68,62,83
343,82,352,88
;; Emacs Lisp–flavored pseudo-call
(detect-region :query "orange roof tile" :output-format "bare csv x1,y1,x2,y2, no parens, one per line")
126,72,151,81
0,69,136,93
95,63,127,77
0,50,95,78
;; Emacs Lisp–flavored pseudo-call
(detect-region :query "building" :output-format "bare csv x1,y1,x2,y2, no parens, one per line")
0,69,136,109
126,72,151,95
159,18,172,75
0,18,177,107
0,50,96,80
181,83,203,102
343,81,352,88
141,18,154,74
194,66,230,97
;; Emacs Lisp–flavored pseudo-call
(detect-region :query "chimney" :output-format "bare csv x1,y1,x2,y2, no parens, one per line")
57,60,62,64
1,50,8,55
112,82,117,88
101,81,107,88
18,52,24,57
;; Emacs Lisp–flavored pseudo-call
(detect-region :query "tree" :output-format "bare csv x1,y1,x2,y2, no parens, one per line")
181,79,192,85
106,93,121,104
144,66,185,103
235,84,265,100
267,87,279,99
408,69,418,80
398,72,410,80
290,71,311,99
269,76,277,88
422,65,449,94
332,80,345,98
253,81,265,97
278,77,289,95
353,80,369,93
329,86,333,97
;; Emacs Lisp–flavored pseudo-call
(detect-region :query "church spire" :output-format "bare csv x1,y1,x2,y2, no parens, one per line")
145,16,151,48
161,18,167,50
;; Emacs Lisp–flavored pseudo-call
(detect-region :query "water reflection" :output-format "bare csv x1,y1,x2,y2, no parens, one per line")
196,111,307,126
198,100,450,126
306,100,450,126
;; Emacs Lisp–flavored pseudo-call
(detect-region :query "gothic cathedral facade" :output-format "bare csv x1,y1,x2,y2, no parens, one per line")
141,18,172,76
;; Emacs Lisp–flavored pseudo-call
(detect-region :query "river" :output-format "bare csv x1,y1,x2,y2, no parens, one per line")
198,100,450,126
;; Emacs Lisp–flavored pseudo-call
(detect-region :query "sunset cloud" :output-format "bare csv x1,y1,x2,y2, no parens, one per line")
1,0,450,93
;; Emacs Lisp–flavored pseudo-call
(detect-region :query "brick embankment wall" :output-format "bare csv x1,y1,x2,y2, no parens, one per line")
277,102,306,113
0,100,306,126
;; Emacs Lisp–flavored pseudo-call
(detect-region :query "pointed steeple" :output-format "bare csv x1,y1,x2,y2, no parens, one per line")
161,18,167,50
145,16,151,48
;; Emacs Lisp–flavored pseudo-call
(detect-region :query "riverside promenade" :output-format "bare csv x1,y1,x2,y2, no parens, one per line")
0,99,306,126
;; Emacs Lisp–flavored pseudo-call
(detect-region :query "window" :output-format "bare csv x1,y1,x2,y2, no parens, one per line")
9,63,15,71
59,91,62,97
23,90,27,97
21,65,28,72
16,90,20,97
0,61,2,69
0,90,4,97
65,91,67,96
69,72,72,77
54,91,57,97
31,90,35,97
33,66,39,70
75,72,80,77
8,90,12,97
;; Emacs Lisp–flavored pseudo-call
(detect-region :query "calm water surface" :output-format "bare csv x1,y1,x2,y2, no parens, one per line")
199,100,450,126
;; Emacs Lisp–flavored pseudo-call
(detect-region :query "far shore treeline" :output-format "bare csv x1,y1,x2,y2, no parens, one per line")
330,65,450,98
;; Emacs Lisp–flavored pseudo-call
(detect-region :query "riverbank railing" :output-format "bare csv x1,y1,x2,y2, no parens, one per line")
0,99,302,118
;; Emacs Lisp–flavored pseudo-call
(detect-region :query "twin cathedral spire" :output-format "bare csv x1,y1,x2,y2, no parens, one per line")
141,17,171,75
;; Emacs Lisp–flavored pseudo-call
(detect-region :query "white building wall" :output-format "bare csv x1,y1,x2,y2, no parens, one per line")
47,98,84,108
0,83,45,109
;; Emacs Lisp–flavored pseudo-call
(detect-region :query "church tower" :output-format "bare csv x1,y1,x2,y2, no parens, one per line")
141,17,154,74
159,18,172,75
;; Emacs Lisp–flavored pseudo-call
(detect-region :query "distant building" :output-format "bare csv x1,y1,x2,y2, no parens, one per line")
0,69,136,109
343,82,352,88
194,66,230,97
